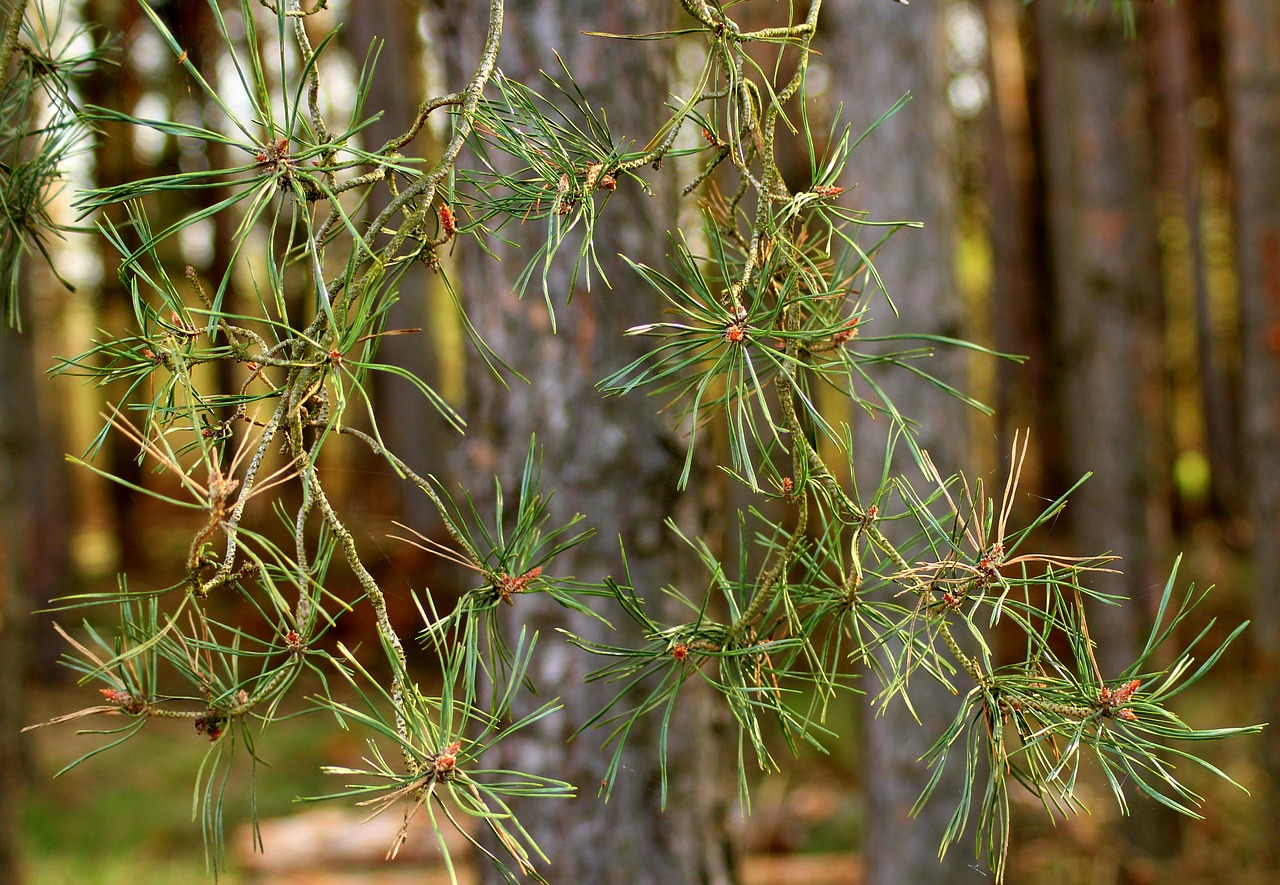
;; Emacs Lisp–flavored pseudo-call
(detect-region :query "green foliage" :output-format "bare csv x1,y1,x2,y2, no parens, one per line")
0,0,103,326
10,0,1258,883
314,629,572,884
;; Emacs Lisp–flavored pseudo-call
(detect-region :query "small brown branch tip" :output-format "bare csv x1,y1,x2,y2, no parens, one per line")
430,741,462,781
1098,679,1141,720
99,688,145,715
497,566,543,604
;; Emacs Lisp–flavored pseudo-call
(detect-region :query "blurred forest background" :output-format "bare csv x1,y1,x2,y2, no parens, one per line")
2,0,1279,883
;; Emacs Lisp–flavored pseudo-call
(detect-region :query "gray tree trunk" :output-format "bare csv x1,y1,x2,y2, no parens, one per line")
825,2,982,882
436,3,738,882
343,6,448,533
1034,1,1165,671
1225,0,1280,864
1033,0,1177,865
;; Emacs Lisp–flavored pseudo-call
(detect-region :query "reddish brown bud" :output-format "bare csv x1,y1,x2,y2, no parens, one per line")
497,566,543,604
433,741,462,779
833,318,859,346
100,688,133,705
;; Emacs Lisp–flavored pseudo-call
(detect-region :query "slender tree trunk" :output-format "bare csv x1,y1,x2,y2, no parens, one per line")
1033,0,1160,687
825,2,981,882
1187,0,1242,525
2,0,76,870
0,320,34,885
0,279,72,885
1147,1,1237,525
0,3,29,875
984,0,1061,501
437,3,737,882
1224,0,1280,864
82,0,145,569
342,7,448,533
1033,1,1177,865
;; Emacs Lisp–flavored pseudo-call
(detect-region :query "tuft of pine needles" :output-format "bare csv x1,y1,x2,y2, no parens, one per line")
1,0,105,326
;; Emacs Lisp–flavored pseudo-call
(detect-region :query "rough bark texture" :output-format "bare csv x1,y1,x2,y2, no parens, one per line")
824,2,981,882
1225,0,1280,863
1033,1,1176,863
436,3,738,882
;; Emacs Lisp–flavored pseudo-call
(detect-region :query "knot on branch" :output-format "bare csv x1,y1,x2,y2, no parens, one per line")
194,711,227,741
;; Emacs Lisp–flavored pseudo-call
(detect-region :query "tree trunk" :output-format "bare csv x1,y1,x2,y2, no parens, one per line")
1,1,77,872
1224,0,1280,863
0,3,31,874
1186,0,1242,525
984,0,1063,502
1147,1,1238,525
342,6,449,534
437,3,737,882
0,272,73,885
825,2,981,882
0,319,34,885
1032,0,1176,865
82,0,146,570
